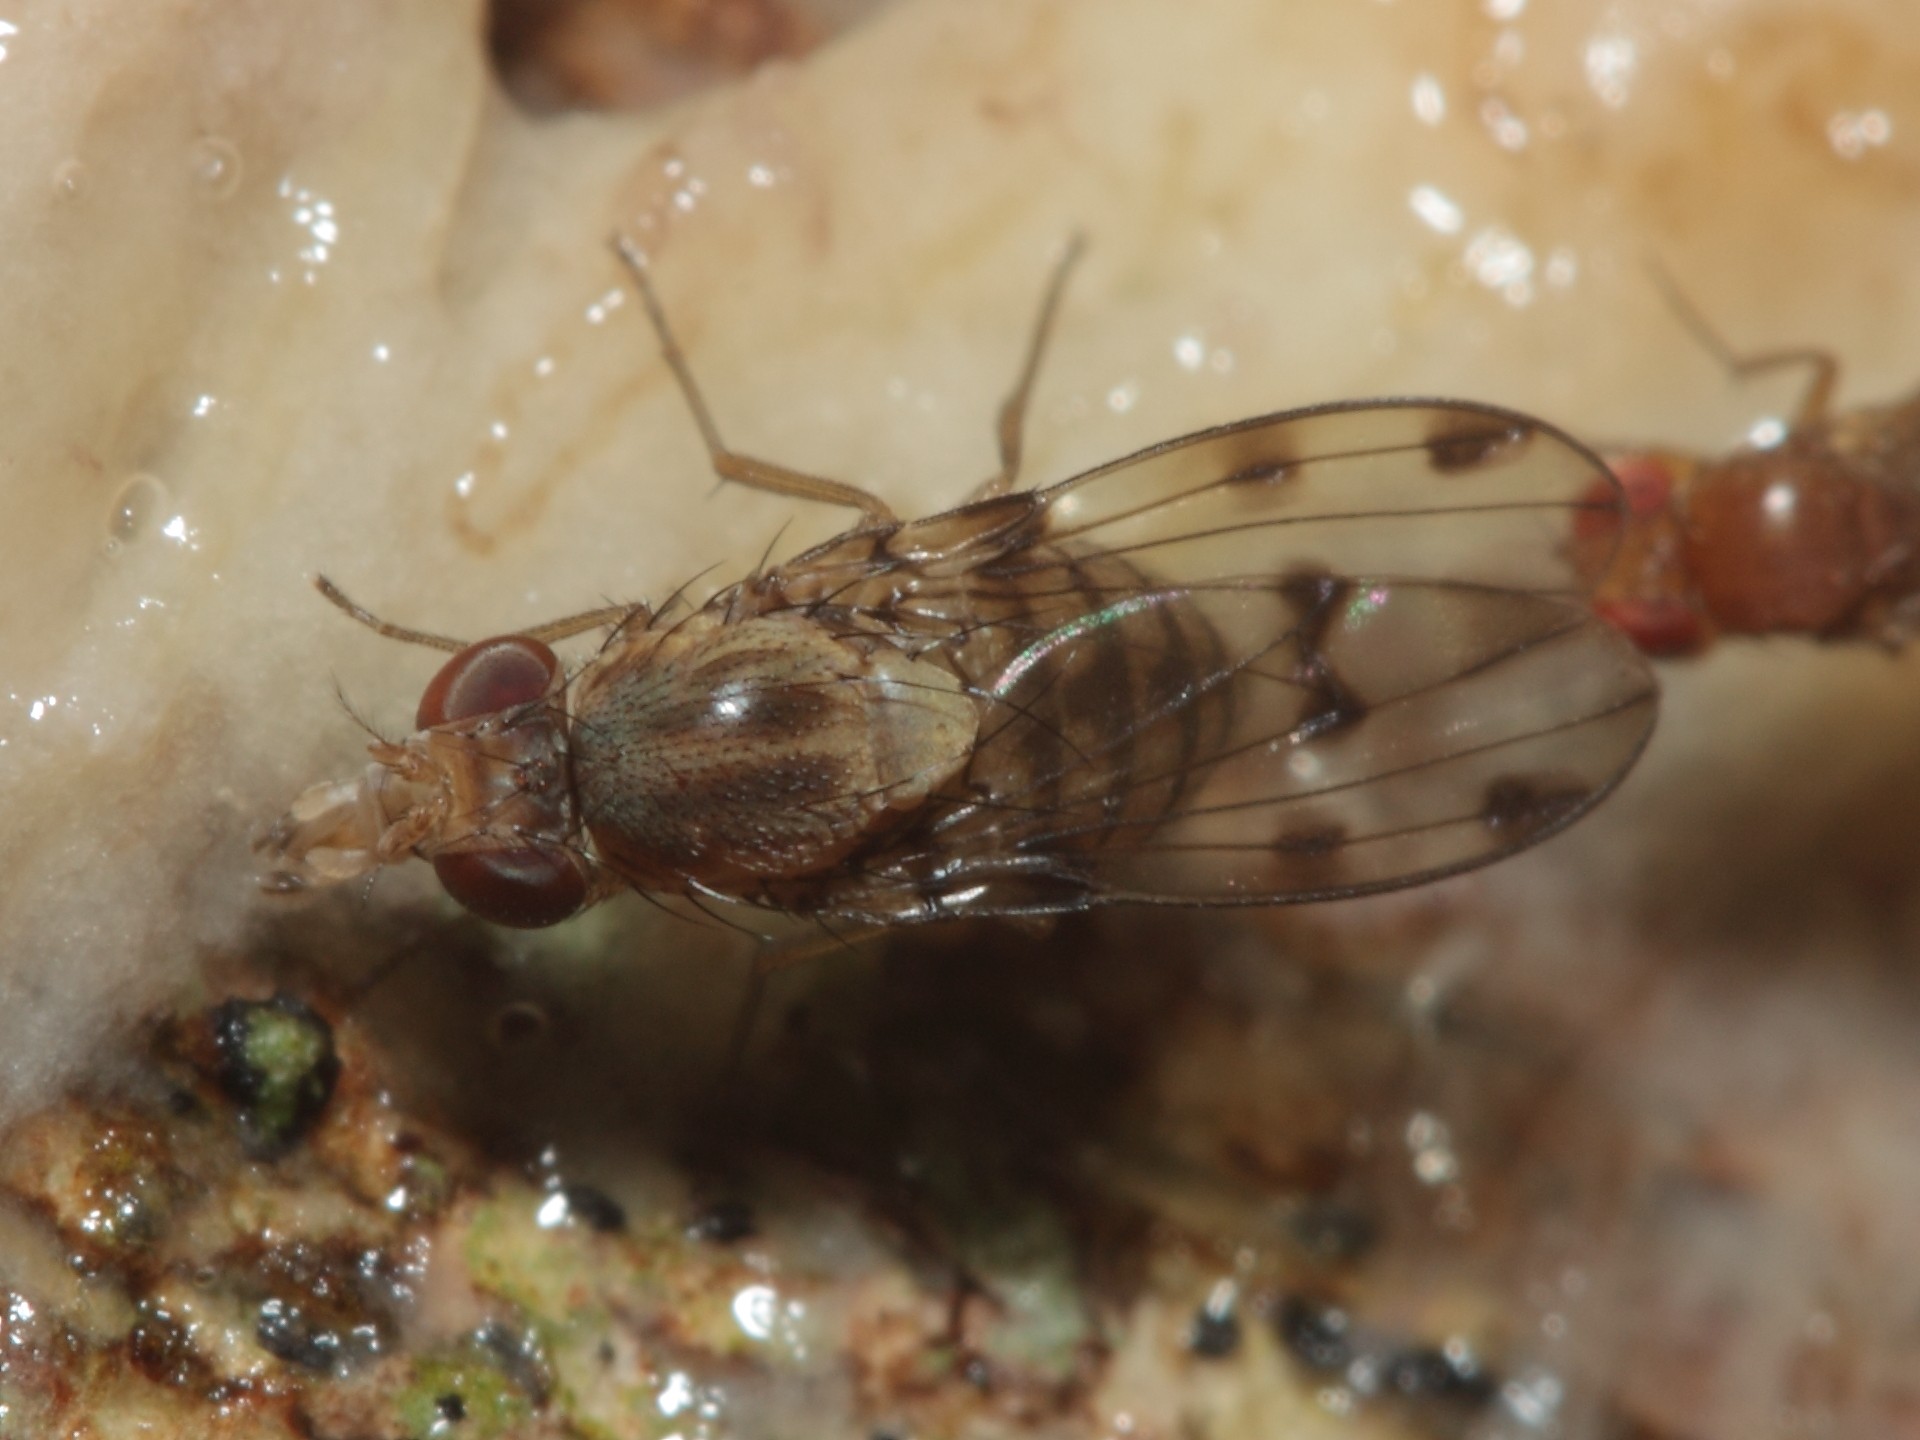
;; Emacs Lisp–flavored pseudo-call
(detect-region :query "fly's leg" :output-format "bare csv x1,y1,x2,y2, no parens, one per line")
719,922,885,1098
316,576,639,650
1649,263,1838,427
612,236,897,524
972,232,1087,500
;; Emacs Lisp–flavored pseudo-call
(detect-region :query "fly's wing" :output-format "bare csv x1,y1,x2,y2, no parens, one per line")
1036,398,1623,595
836,400,1657,919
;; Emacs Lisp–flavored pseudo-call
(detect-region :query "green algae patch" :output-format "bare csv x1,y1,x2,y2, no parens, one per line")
397,1352,537,1438
210,995,341,1159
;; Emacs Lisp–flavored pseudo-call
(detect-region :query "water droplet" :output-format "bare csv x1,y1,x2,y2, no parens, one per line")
189,137,243,200
51,159,87,200
105,473,170,552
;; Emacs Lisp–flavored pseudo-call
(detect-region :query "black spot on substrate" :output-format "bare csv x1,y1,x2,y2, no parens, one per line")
128,1306,201,1388
209,993,340,1159
436,1392,468,1423
686,1197,757,1244
255,1296,345,1373
1425,420,1529,473
1187,1295,1242,1359
1275,1294,1353,1372
1274,1291,1500,1420
558,1182,626,1234
1290,1200,1378,1263
1382,1345,1497,1405
473,1322,552,1406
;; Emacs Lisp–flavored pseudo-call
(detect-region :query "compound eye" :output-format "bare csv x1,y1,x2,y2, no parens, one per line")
417,636,561,730
432,848,588,928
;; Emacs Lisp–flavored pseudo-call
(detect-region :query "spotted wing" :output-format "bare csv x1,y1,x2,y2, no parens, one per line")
829,399,1657,920
1037,397,1622,595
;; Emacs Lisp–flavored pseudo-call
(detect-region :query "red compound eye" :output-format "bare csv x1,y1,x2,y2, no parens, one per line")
417,636,560,729
433,849,588,928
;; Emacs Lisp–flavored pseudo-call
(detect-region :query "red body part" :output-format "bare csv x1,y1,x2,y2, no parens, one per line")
1582,399,1920,657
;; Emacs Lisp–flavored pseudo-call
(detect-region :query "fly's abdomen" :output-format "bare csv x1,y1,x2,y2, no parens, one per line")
934,544,1232,853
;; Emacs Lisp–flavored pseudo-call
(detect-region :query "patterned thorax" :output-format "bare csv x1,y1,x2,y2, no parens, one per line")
570,610,976,894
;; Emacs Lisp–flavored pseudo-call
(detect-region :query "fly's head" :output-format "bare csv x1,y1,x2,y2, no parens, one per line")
259,634,594,928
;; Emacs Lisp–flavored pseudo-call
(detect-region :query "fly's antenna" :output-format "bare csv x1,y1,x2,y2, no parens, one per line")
316,576,469,653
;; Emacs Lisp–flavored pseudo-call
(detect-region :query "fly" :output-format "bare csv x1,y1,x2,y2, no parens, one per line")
259,238,1657,929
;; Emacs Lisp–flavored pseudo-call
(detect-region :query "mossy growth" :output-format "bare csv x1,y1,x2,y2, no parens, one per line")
209,993,341,1158
396,1348,538,1438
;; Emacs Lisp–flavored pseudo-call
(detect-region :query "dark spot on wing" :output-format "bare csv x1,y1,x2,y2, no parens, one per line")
1277,572,1368,739
1425,417,1532,473
1292,674,1366,740
1213,429,1302,487
1269,818,1350,889
1221,454,1298,486
1277,569,1344,616
1273,821,1347,857
1480,775,1590,838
